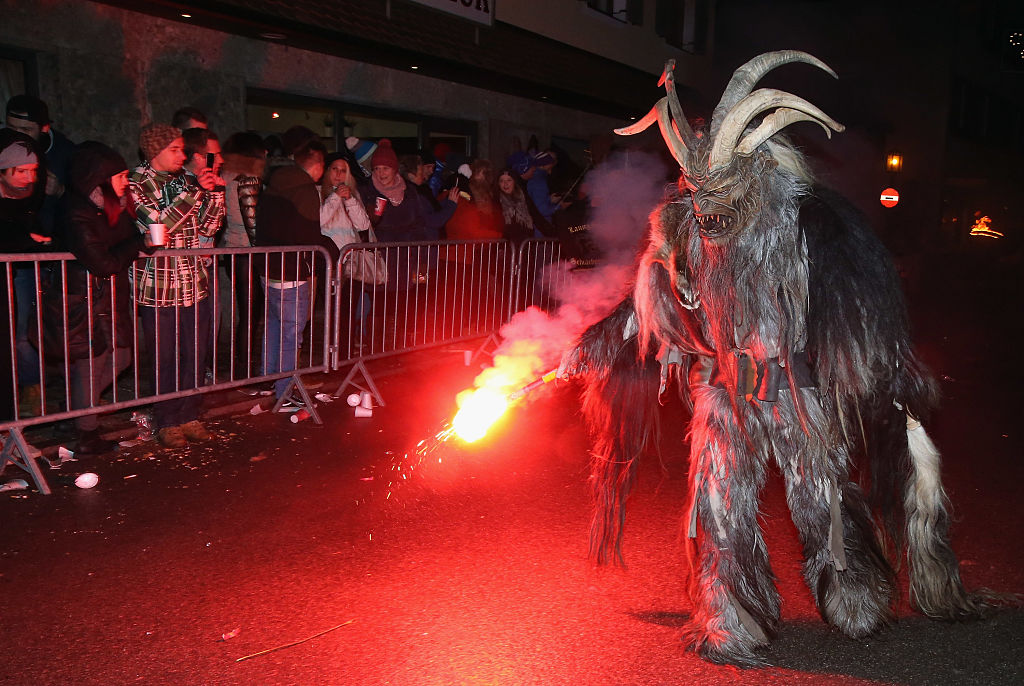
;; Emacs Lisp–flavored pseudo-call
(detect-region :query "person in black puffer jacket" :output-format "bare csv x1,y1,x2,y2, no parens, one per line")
51,141,153,454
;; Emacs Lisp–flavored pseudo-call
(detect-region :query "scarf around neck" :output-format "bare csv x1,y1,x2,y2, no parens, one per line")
499,189,532,230
372,173,406,206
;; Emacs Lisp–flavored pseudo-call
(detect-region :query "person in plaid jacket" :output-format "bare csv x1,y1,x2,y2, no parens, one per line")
129,123,225,448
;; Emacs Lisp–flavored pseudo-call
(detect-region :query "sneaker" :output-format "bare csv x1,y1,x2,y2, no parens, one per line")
179,420,212,442
236,383,274,397
157,426,188,448
278,397,306,412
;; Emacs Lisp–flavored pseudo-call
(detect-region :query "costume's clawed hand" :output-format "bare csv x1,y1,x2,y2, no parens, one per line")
556,346,584,380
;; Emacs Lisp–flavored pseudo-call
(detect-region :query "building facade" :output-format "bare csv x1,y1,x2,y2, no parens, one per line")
0,0,714,170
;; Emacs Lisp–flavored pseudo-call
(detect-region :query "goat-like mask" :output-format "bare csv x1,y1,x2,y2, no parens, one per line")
618,51,845,242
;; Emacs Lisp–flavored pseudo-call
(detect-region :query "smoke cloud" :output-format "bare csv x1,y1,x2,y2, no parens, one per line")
470,150,671,396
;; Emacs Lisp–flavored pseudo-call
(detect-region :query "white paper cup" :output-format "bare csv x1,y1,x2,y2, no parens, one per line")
360,392,373,409
354,406,373,418
148,223,167,246
75,472,99,489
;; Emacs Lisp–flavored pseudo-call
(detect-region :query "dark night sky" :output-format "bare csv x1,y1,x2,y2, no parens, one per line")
708,0,1024,247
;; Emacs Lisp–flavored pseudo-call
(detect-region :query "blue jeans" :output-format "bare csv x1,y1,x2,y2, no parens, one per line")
140,298,212,429
262,279,311,398
14,265,40,386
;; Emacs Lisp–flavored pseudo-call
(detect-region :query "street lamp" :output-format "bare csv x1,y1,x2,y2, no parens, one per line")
885,152,903,173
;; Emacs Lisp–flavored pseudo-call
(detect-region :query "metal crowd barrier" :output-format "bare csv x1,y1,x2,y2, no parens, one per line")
329,238,568,399
332,239,518,364
1,238,570,493
513,238,570,313
0,246,333,493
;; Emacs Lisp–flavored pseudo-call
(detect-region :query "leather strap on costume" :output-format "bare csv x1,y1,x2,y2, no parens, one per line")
708,351,814,402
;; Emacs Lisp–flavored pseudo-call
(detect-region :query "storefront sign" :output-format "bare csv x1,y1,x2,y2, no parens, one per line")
407,0,495,26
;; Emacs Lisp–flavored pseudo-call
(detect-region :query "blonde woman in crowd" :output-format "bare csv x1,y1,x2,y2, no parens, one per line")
320,153,374,347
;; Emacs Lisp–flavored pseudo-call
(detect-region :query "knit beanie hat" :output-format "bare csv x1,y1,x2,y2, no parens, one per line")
532,151,555,167
347,137,378,166
0,139,38,169
432,142,452,166
371,139,399,172
139,123,181,161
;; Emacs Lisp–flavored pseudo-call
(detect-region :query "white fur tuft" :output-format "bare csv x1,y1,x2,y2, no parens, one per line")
906,422,944,517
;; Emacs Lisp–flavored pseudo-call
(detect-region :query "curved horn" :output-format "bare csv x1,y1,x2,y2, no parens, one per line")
734,107,845,156
708,88,844,170
615,99,689,170
710,50,837,139
660,60,698,151
615,104,660,137
615,60,696,170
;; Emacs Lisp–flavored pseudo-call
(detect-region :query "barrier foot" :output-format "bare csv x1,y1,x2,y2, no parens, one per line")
469,333,502,365
272,375,323,425
333,359,386,408
0,428,51,495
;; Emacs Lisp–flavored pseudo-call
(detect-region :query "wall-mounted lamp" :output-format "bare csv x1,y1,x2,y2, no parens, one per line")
885,152,903,173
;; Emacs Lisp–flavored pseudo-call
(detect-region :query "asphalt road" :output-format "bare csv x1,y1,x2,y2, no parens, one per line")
2,253,1022,685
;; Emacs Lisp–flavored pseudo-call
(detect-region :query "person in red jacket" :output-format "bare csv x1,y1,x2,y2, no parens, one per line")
441,159,503,333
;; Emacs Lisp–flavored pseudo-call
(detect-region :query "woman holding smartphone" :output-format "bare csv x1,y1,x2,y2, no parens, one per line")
320,153,374,350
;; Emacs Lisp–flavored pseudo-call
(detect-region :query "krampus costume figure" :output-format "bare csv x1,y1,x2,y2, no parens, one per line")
567,51,987,667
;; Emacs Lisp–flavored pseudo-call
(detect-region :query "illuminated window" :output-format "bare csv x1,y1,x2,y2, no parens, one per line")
245,89,476,162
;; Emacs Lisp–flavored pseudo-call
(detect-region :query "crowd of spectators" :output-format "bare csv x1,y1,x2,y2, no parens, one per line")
1,95,583,456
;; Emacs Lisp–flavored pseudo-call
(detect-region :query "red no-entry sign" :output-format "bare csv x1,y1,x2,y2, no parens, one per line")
880,187,900,208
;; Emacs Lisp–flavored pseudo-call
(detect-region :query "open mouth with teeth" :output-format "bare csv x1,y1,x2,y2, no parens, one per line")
695,213,735,238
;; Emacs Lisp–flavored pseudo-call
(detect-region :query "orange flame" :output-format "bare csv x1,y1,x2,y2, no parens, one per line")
451,340,552,443
970,215,1003,239
452,387,510,443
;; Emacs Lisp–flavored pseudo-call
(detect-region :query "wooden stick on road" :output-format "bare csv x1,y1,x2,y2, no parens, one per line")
234,620,356,662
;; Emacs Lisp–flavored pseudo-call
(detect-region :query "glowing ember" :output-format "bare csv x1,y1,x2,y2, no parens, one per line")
452,387,510,442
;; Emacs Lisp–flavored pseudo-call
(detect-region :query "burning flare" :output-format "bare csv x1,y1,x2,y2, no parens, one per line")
452,370,558,443
452,387,510,443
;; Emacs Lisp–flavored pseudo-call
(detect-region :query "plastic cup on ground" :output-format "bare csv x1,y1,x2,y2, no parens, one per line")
75,472,99,489
354,406,373,418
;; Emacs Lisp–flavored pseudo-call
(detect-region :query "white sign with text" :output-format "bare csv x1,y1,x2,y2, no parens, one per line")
406,0,495,26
